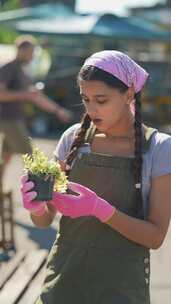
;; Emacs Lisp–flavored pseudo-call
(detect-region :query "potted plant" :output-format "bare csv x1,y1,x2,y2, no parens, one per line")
22,147,67,201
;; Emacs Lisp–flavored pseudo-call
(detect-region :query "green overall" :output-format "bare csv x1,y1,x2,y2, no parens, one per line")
36,127,156,304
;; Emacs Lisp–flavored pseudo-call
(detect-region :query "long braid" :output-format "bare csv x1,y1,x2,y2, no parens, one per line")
134,92,143,217
65,113,91,172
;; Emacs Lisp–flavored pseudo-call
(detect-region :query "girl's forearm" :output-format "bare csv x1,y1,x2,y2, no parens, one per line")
30,203,56,228
106,210,164,249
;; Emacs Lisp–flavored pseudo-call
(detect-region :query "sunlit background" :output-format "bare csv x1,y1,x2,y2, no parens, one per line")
0,3,171,303
77,0,161,15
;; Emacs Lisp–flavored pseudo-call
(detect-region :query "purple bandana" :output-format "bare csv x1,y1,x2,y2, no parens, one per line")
83,50,149,93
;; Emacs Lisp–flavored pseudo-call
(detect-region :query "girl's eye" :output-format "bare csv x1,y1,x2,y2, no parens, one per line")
97,100,107,104
82,98,107,104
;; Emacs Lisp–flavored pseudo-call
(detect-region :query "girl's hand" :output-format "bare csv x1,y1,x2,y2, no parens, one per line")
51,182,116,222
20,175,46,216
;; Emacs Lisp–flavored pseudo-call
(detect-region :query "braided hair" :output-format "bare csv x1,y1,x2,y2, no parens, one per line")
66,112,91,169
65,66,143,214
134,92,143,216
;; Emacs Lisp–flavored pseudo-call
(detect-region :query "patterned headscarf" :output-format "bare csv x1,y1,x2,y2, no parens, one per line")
83,50,149,93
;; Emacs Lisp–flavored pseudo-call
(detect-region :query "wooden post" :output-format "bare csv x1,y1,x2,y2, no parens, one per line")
0,133,15,254
0,132,5,250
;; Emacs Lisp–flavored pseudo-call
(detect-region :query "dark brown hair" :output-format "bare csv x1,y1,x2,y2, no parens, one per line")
66,65,143,215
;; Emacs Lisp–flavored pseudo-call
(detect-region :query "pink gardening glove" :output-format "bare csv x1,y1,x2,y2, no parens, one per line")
20,175,46,216
51,182,116,223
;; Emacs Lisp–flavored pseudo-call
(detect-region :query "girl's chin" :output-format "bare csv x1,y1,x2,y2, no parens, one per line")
96,125,116,135
96,125,107,132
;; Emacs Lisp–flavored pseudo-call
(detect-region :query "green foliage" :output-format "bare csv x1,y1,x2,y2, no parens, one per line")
0,0,20,43
0,0,20,11
0,27,17,44
22,147,68,192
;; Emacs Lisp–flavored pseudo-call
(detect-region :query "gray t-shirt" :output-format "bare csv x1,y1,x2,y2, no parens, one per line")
54,123,171,217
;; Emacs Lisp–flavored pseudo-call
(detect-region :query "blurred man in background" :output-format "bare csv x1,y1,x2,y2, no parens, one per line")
0,35,72,177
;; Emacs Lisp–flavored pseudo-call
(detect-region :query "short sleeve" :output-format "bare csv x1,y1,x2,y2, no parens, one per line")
0,62,13,86
152,135,171,178
53,123,80,161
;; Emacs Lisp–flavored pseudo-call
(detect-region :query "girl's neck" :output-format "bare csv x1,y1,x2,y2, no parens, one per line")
103,112,135,139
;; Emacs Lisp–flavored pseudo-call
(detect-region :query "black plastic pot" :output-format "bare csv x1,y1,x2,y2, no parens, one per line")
28,173,55,201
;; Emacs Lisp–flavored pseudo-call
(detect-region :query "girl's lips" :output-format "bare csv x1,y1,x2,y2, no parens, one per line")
92,119,102,124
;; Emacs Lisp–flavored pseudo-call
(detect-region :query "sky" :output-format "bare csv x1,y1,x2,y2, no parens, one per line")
76,0,164,16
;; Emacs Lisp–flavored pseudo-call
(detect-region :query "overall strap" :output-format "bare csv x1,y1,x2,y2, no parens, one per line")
84,122,96,144
84,123,157,153
142,127,157,153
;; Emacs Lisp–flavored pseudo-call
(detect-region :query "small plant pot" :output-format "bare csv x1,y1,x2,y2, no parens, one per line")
28,173,55,201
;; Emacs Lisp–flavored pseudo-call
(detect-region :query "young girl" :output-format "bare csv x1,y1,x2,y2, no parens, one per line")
21,50,171,304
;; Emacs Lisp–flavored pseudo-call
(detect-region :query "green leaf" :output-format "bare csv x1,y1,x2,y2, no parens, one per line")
22,147,68,192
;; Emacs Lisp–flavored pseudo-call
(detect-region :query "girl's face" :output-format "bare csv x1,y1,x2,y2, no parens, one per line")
79,80,134,135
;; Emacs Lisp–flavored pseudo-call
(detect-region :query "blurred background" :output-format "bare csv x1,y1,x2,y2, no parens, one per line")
1,0,171,136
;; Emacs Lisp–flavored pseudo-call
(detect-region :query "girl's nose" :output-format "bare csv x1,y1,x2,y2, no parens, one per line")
87,104,97,117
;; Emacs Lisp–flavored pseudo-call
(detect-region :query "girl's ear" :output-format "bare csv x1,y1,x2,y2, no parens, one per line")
126,85,135,105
